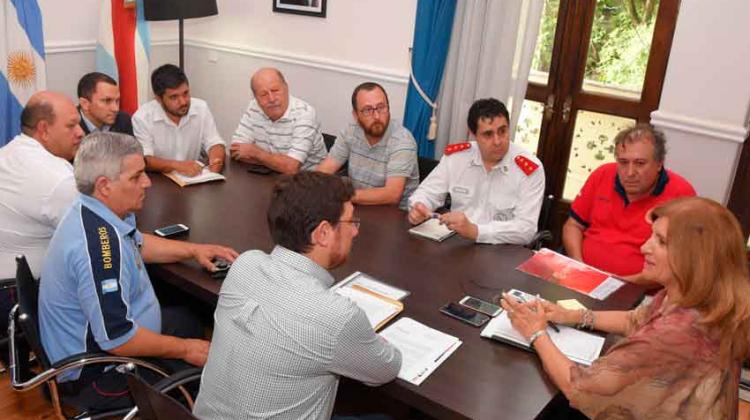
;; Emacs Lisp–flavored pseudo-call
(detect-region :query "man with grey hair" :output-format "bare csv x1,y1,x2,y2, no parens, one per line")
230,67,327,173
562,123,695,282
39,132,238,411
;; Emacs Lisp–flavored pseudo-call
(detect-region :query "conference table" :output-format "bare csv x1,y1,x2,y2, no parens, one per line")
136,161,644,420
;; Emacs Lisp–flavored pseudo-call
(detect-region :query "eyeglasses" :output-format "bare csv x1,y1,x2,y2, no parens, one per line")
358,103,389,117
338,218,361,229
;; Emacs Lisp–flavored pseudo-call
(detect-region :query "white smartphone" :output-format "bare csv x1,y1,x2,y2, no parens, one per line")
459,296,502,317
154,223,190,238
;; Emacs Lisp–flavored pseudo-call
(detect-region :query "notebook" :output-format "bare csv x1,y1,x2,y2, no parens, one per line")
379,317,462,386
480,291,605,366
331,272,408,331
163,164,226,187
408,218,455,242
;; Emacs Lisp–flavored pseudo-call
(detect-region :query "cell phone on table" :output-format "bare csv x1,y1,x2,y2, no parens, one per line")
154,223,189,238
459,296,502,317
439,302,490,327
246,164,273,175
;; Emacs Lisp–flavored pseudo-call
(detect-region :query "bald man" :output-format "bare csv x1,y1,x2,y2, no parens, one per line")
0,91,84,278
229,68,326,174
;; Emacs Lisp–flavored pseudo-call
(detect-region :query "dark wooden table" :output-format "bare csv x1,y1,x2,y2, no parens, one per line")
136,162,644,420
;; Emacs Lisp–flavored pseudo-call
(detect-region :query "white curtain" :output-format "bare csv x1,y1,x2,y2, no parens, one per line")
434,0,544,158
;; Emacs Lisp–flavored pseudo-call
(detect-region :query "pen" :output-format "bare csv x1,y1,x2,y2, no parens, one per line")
536,294,560,333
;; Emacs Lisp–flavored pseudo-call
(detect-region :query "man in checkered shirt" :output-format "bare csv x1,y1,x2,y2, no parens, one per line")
194,171,402,419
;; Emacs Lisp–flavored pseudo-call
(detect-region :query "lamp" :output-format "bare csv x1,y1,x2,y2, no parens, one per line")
144,0,218,70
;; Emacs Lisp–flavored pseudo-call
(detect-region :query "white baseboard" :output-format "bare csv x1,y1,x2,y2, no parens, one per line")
650,110,749,144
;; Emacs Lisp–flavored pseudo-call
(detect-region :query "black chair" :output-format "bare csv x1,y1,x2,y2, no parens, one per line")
526,194,555,250
124,368,202,420
7,255,186,419
323,133,336,151
417,155,439,182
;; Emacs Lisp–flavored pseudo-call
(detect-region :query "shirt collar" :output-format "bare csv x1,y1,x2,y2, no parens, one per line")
153,100,197,125
469,141,512,173
614,167,670,205
355,119,395,149
18,134,74,169
79,194,139,238
270,245,335,288
79,108,110,133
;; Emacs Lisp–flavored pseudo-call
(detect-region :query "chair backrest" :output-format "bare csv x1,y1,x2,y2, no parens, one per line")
323,133,336,151
127,374,198,420
418,156,439,182
14,255,51,369
538,194,555,232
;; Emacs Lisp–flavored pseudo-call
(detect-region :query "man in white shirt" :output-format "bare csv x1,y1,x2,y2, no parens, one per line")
408,98,545,245
230,67,326,173
0,91,84,278
132,64,225,176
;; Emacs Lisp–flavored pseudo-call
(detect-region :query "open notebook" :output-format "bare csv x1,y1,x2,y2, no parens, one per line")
408,218,455,242
480,290,605,366
331,272,408,331
163,164,226,187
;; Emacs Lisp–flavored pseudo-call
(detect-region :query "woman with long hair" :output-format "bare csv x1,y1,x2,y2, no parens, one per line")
503,197,750,419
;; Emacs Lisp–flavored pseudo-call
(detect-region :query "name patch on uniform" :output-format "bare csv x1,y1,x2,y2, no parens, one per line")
101,278,119,294
98,226,113,270
493,208,515,222
452,186,470,195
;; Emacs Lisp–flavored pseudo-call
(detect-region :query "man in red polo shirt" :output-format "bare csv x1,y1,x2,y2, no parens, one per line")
562,124,695,282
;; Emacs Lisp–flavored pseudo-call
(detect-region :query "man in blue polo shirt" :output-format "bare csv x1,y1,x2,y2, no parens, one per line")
39,132,238,411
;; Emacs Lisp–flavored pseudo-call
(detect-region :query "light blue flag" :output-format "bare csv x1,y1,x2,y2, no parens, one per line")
1,0,46,146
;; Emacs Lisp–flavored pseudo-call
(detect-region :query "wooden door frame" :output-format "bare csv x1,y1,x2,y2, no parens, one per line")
727,131,750,241
524,0,681,244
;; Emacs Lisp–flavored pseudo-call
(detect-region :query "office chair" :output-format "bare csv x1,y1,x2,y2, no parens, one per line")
8,255,188,419
323,133,336,151
417,156,439,182
526,194,555,250
123,368,203,420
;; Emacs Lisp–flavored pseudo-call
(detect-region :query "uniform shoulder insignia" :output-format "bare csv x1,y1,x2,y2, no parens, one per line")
514,155,539,176
444,142,471,156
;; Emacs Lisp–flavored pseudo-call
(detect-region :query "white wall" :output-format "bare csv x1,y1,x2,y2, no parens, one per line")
37,0,750,203
39,0,417,139
651,0,750,203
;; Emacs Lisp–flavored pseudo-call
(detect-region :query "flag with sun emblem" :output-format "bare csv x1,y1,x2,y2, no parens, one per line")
1,0,46,146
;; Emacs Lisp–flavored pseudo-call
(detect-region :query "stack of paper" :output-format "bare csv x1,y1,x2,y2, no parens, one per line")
408,218,455,242
164,165,226,187
480,311,604,366
332,272,408,331
379,317,462,386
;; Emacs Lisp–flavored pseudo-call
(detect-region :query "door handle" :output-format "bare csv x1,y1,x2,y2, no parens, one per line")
562,96,572,123
544,94,555,120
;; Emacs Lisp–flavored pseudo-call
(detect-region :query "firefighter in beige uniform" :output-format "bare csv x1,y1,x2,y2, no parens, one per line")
407,98,545,245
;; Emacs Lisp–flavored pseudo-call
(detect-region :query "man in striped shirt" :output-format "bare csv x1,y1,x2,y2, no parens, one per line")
316,82,419,210
229,68,327,173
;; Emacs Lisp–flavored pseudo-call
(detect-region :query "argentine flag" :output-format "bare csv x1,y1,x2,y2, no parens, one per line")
96,0,150,115
1,0,46,146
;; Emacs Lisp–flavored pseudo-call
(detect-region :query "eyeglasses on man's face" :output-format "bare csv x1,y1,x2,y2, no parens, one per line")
338,218,361,229
358,103,389,118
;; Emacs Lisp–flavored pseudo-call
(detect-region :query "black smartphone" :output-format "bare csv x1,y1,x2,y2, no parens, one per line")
246,164,273,175
154,223,189,238
440,302,490,327
211,260,231,280
460,295,502,317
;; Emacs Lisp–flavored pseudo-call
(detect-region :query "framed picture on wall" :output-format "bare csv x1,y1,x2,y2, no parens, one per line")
272,0,326,18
